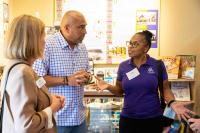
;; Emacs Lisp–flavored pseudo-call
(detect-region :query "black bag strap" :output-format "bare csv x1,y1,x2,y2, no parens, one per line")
157,60,174,127
157,60,163,96
0,62,28,132
156,60,166,109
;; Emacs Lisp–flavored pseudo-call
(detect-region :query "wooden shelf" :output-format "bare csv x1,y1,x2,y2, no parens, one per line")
84,79,195,97
93,63,119,68
169,79,195,82
93,61,119,65
84,90,123,97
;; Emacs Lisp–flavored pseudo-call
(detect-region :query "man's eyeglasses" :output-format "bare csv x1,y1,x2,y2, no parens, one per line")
126,41,141,48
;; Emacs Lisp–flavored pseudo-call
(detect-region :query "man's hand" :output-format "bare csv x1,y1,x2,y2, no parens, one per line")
188,118,200,133
68,70,90,86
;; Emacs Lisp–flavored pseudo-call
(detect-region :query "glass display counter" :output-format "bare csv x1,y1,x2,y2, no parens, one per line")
84,91,123,133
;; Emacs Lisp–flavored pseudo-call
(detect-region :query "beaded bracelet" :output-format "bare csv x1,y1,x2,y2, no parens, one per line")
64,76,68,85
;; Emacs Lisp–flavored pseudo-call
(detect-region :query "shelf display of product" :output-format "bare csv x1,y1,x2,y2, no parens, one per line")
177,55,196,79
83,54,196,133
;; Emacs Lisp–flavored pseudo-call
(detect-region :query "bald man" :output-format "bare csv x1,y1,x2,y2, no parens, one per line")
33,10,90,133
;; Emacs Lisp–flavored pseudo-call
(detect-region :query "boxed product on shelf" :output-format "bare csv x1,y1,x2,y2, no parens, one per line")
94,67,118,85
88,49,105,62
107,46,127,64
160,56,180,79
177,55,196,79
171,82,190,101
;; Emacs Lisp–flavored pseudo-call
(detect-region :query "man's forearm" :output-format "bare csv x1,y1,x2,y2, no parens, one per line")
44,75,65,87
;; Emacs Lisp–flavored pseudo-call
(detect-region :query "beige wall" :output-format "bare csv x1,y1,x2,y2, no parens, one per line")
160,0,200,55
9,0,54,26
1,0,54,65
160,0,200,113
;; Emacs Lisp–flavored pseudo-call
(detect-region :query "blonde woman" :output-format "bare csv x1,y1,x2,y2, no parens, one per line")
0,15,65,133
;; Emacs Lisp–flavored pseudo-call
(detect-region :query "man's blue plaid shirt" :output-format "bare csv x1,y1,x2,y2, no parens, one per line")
33,32,89,126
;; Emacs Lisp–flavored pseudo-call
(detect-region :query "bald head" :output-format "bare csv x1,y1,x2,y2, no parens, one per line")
60,10,87,47
60,10,85,29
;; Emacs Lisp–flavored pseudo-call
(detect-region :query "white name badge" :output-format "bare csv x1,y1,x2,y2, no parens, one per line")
126,68,140,80
36,77,46,88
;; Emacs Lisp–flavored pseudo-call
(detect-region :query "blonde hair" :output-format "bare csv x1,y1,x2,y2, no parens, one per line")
4,15,45,60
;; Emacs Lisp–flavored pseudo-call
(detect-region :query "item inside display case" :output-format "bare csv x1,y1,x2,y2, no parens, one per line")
88,49,104,61
84,98,123,133
45,26,60,37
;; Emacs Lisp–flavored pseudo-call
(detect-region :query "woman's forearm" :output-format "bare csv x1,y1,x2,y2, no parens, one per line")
107,81,124,96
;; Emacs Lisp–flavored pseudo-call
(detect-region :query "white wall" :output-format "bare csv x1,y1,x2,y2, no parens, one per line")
62,0,160,60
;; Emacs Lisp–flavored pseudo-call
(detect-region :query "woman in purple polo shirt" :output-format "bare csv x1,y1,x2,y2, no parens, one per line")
95,30,194,133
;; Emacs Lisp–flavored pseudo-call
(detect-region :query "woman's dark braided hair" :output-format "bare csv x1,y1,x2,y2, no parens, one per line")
137,30,153,48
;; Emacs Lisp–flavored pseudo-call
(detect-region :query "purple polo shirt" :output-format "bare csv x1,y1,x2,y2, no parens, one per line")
117,55,168,119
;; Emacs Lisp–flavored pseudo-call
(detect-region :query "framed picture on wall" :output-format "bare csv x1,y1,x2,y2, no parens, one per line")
136,10,159,48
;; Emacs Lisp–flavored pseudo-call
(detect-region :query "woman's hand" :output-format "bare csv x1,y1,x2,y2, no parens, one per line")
95,76,110,92
170,101,195,121
50,94,65,113
55,95,65,109
188,118,200,133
